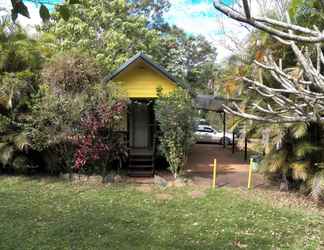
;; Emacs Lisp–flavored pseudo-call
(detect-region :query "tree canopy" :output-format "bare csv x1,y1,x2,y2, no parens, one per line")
42,0,217,88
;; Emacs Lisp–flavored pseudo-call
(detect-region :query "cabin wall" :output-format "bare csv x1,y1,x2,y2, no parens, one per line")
114,62,176,98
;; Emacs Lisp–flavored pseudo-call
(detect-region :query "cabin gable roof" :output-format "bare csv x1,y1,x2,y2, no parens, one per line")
104,52,179,84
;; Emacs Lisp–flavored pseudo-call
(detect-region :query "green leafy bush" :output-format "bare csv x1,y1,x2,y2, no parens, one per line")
30,52,128,174
155,88,196,178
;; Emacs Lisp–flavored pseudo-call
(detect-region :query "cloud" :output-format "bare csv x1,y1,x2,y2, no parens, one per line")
0,0,62,36
165,0,282,61
0,0,43,35
165,0,245,61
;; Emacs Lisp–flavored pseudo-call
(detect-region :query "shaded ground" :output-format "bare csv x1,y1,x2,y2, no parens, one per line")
127,143,266,189
184,143,266,188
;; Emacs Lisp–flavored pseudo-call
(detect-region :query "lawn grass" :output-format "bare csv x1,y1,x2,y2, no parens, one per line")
0,176,323,250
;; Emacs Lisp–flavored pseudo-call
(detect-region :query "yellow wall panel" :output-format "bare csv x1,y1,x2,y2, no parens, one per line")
114,60,177,98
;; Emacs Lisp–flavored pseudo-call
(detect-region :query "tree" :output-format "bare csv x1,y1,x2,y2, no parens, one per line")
147,25,218,92
0,24,43,173
43,2,217,89
30,52,128,175
213,0,324,200
128,0,170,29
43,0,163,73
213,0,324,123
41,51,102,95
155,88,196,178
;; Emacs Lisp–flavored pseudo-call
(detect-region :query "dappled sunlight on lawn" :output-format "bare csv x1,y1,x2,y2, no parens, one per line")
0,176,323,249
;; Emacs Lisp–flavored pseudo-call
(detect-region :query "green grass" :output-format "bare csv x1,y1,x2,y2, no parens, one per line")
0,176,323,250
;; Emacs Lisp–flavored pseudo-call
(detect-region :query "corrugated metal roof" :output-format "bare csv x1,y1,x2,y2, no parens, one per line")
194,95,239,112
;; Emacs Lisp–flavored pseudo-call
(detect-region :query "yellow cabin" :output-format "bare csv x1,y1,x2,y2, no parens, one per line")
105,53,179,176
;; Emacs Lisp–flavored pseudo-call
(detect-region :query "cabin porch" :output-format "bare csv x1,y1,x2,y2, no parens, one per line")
127,99,158,176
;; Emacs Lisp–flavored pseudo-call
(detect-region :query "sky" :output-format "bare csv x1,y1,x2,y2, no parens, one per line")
0,0,248,60
164,0,242,60
165,0,235,36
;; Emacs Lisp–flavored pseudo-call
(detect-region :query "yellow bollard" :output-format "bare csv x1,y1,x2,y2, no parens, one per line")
212,159,217,188
248,158,253,189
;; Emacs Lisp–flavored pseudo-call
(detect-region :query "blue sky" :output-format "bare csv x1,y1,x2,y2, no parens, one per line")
165,0,240,59
165,0,236,37
24,0,61,10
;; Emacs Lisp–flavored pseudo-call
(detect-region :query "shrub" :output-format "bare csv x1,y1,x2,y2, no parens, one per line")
41,51,102,95
154,88,196,178
71,98,128,179
30,80,128,176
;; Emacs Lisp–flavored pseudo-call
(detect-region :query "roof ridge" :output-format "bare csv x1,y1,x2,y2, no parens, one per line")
103,53,180,85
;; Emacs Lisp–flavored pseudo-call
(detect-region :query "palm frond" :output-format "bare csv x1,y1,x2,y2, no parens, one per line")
261,150,288,173
291,123,307,139
294,142,319,158
0,142,14,166
290,161,309,181
0,114,10,133
13,132,31,151
270,128,285,147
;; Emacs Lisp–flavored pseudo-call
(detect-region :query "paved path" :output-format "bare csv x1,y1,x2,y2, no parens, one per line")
184,144,265,188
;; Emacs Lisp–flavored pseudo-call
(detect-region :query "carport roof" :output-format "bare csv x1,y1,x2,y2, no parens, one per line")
194,95,240,112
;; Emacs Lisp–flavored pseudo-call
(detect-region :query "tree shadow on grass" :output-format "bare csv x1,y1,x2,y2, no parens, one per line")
0,178,317,250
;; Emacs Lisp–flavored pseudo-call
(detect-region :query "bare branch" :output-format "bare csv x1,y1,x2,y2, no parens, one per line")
254,17,320,36
214,0,324,124
213,0,324,43
242,0,251,19
223,103,310,123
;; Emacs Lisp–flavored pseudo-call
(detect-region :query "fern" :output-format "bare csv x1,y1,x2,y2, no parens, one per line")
294,142,320,158
290,161,309,181
13,132,31,151
291,123,307,139
261,150,288,173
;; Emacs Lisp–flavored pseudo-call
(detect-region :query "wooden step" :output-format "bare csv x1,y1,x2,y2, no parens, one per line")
128,164,153,169
128,148,155,177
128,169,154,177
130,155,152,159
130,149,153,156
128,160,153,167
130,156,152,161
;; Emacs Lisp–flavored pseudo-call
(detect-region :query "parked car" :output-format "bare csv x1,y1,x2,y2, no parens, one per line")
195,125,236,144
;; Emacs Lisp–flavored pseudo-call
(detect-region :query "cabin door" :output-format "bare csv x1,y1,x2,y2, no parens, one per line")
131,102,150,148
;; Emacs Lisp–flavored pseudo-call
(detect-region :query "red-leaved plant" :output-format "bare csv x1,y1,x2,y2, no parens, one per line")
71,101,127,175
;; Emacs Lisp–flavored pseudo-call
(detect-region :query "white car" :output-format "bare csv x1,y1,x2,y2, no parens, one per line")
195,125,236,144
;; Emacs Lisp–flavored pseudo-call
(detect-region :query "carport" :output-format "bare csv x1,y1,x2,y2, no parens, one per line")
194,95,248,161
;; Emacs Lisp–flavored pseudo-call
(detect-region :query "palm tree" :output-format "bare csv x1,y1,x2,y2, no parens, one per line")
215,16,324,200
0,23,42,172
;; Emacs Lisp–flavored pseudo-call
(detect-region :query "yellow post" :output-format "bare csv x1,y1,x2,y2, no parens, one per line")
212,159,217,189
248,158,253,189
